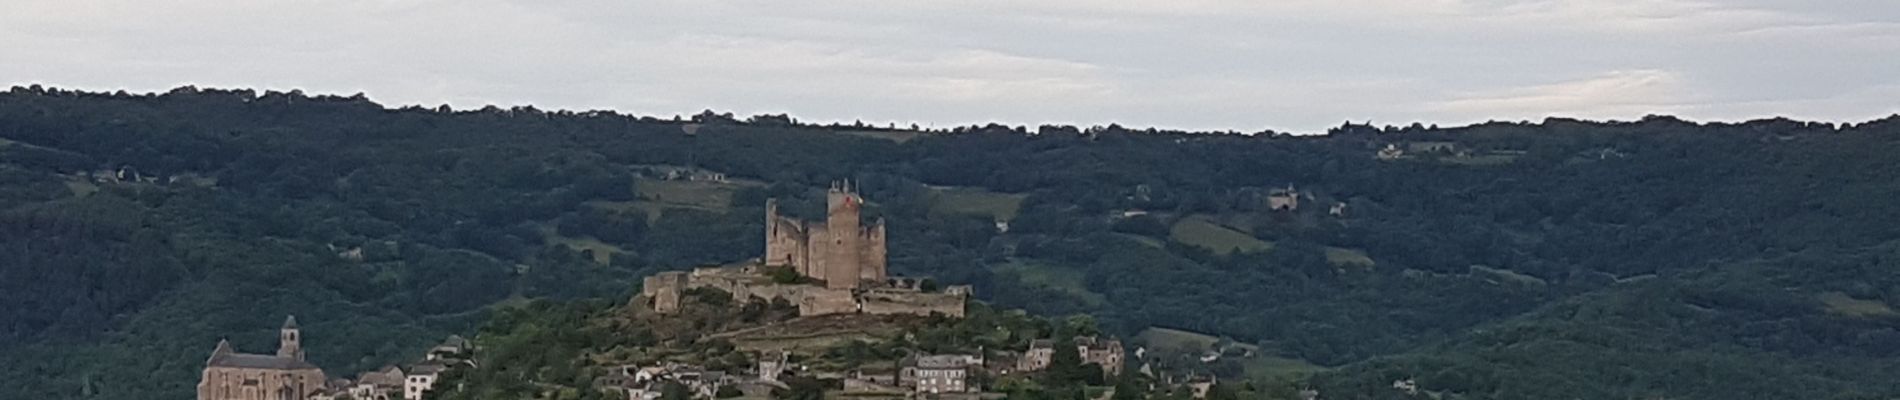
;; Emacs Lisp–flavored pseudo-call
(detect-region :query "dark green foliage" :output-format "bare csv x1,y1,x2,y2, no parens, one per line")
660,381,691,400
1110,376,1146,400
765,265,806,284
1205,382,1240,400
1044,335,1103,391
1110,214,1168,237
426,299,626,400
774,376,830,400
4,87,1900,399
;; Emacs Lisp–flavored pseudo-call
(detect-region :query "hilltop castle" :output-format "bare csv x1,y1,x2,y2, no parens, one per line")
642,181,966,318
764,181,887,289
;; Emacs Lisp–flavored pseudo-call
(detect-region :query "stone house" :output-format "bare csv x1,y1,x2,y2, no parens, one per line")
1376,143,1405,160
900,354,977,394
426,335,471,361
1267,185,1300,211
405,362,448,400
350,366,405,400
1018,336,1125,376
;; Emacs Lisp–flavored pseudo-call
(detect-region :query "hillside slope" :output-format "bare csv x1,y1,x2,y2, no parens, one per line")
3,86,1900,398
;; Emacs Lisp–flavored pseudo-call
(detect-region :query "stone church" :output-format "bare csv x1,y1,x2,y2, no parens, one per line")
764,181,887,289
197,316,327,400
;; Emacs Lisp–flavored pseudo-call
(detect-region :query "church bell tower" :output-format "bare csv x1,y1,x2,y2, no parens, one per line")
277,315,304,361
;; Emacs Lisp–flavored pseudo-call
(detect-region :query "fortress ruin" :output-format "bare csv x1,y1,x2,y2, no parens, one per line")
765,180,887,289
640,181,966,318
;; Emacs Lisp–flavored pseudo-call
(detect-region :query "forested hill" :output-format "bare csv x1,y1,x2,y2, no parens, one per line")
4,85,1900,399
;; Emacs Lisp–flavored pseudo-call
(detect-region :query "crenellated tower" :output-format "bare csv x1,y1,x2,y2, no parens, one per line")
823,180,865,289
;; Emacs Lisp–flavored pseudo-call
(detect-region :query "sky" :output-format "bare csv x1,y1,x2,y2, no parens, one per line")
3,0,1897,133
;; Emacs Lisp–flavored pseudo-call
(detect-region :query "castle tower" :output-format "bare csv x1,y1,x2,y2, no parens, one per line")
823,181,864,289
861,218,887,282
277,315,303,361
764,198,810,272
765,198,786,265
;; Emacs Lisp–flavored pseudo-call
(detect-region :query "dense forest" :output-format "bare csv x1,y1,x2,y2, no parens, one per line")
3,85,1900,399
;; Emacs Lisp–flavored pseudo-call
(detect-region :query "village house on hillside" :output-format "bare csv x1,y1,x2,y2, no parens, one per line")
594,361,767,400
643,165,728,183
1267,184,1301,211
1018,336,1126,376
899,354,981,394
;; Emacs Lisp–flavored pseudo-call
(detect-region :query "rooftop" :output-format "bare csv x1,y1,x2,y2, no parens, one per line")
911,354,974,369
207,352,320,371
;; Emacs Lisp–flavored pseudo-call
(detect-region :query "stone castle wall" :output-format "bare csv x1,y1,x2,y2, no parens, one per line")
642,266,969,318
799,288,861,315
858,289,966,318
642,272,689,313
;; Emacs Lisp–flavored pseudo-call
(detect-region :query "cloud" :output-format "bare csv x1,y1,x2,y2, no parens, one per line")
1431,70,1691,120
1,0,1896,132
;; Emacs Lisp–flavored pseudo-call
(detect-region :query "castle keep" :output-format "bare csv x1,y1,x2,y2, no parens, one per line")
764,181,887,289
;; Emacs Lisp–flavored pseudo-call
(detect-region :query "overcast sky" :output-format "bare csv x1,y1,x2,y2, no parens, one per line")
4,0,1897,133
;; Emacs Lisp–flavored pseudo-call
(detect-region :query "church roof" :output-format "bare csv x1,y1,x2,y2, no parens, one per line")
207,352,320,370
283,315,299,329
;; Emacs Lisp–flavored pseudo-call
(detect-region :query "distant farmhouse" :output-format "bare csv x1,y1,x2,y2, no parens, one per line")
1267,184,1301,211
642,181,968,317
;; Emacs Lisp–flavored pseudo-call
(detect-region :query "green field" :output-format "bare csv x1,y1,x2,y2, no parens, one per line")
63,180,99,197
586,200,724,223
836,129,925,143
607,177,760,219
1136,327,1322,384
1439,154,1521,165
1819,291,1896,317
533,223,628,264
1241,355,1326,383
635,178,743,207
1169,216,1273,255
928,187,1027,221
1135,327,1230,353
993,260,1106,306
1324,247,1375,266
